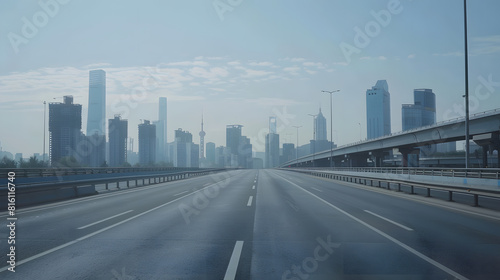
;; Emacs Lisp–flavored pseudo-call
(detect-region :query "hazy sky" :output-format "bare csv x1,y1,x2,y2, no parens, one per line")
1,0,500,156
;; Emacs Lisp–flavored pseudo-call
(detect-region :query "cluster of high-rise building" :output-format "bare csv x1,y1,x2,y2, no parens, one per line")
365,80,456,163
44,70,457,169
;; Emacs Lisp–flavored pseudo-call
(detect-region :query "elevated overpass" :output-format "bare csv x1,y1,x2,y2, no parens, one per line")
282,109,500,168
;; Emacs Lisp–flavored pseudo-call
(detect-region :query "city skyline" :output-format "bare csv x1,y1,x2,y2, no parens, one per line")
1,1,500,156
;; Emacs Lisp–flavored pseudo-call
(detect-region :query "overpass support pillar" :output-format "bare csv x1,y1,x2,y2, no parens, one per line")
399,147,419,167
473,132,500,168
371,151,384,167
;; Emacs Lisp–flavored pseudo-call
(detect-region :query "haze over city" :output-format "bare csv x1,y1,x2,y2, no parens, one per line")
1,0,500,158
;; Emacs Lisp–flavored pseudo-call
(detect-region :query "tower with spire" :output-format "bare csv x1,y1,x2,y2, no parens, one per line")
199,114,206,159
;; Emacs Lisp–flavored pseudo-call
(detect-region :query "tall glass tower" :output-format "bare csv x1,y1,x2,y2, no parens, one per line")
155,97,167,162
315,108,327,141
402,89,436,131
87,69,106,136
366,80,391,139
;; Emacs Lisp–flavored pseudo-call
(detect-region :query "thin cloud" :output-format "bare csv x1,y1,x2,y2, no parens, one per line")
433,51,463,57
471,35,500,55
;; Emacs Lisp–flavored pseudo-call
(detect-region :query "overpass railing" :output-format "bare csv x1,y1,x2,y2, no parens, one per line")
283,168,500,208
294,167,500,179
0,166,202,179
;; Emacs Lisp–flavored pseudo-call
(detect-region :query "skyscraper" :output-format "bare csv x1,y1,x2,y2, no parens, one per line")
199,115,206,159
49,96,82,165
173,128,198,167
315,108,327,141
226,125,252,168
87,70,106,136
226,125,242,156
269,116,277,134
138,120,156,166
402,89,436,131
366,80,391,139
265,117,280,168
108,115,128,167
156,97,167,162
402,89,438,161
206,142,216,165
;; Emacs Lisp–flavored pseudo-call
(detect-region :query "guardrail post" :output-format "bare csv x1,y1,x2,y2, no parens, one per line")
426,188,430,197
127,180,130,188
105,182,108,190
448,191,453,201
387,182,390,190
117,182,120,189
410,185,414,194
378,181,381,188
397,183,401,192
473,194,479,207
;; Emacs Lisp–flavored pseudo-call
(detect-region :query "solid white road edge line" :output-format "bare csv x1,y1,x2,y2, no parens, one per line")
273,171,469,280
173,190,189,196
364,210,413,231
77,210,134,229
223,241,244,280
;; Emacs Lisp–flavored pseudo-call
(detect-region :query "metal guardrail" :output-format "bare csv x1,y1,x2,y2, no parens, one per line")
3,169,222,193
0,167,202,179
286,169,500,208
0,169,225,208
295,167,500,179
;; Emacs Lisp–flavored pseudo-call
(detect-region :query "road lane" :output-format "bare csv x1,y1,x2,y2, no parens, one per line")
266,169,500,279
1,168,499,279
0,170,257,279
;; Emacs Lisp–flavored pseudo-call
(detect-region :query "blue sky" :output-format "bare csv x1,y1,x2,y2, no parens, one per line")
1,0,500,156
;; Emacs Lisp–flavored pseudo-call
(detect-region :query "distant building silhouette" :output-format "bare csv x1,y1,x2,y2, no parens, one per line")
310,108,332,153
226,124,252,168
172,128,198,167
138,120,156,166
265,118,280,168
315,108,327,141
280,143,295,166
49,96,82,165
87,70,106,136
366,80,391,139
109,115,128,167
206,142,216,166
155,97,167,162
402,89,436,131
199,114,206,159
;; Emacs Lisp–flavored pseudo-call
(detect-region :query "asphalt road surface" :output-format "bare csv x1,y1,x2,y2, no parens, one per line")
1,169,499,279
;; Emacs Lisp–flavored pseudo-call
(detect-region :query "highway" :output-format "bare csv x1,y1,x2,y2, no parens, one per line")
1,169,499,279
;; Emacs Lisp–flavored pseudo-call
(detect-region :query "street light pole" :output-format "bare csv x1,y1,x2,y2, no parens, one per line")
308,114,317,168
292,125,302,167
43,101,47,164
358,123,362,140
464,0,470,169
322,90,340,168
